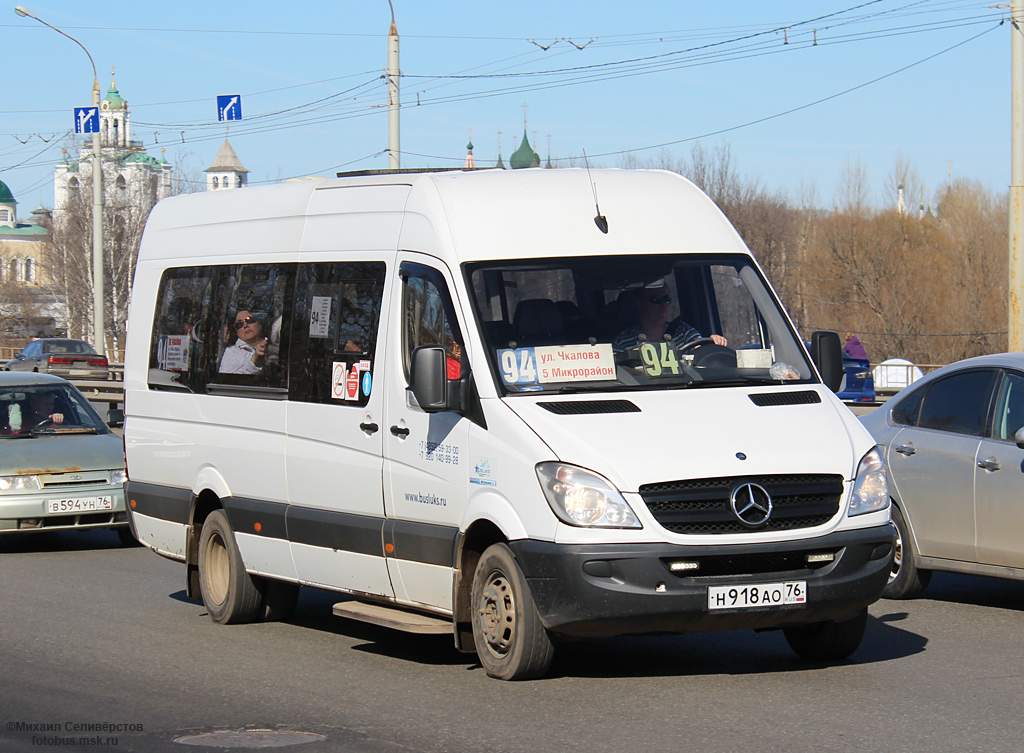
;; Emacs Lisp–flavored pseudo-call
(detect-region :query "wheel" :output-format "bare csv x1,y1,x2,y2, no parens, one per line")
197,509,263,624
115,526,142,547
884,504,931,599
678,339,736,368
783,607,867,661
471,543,554,680
260,579,300,622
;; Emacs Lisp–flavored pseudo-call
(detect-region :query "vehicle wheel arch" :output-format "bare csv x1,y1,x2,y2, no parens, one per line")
452,518,508,652
185,488,224,600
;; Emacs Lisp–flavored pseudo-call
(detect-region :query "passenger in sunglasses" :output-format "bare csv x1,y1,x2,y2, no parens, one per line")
612,282,727,353
219,310,268,374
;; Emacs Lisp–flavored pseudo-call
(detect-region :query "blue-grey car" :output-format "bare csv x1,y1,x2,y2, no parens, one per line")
859,353,1024,598
0,372,129,543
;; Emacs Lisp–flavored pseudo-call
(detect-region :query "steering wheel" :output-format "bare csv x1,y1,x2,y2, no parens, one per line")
31,418,55,431
677,337,717,354
678,338,736,368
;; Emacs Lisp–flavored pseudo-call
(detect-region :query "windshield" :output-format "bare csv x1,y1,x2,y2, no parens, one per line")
0,383,106,436
465,254,815,395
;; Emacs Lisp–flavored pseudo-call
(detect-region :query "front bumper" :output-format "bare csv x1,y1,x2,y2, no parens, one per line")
510,524,895,638
0,485,128,533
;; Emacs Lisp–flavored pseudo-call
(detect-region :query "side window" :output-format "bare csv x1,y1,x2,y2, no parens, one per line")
212,264,295,390
890,384,926,426
917,370,996,436
992,371,1024,442
289,261,386,406
402,264,463,382
149,267,217,392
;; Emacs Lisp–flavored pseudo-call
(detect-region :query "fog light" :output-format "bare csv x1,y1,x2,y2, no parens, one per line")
806,552,835,564
669,560,700,572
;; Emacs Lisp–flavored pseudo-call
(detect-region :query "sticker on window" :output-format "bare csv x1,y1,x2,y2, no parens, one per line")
498,344,615,385
157,334,190,371
309,296,331,338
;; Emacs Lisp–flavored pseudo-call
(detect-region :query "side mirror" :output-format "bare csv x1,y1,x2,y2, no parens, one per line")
810,330,844,393
1015,427,1024,449
107,408,125,428
410,346,449,413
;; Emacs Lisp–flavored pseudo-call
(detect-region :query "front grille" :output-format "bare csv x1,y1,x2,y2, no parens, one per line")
40,471,112,489
640,474,844,534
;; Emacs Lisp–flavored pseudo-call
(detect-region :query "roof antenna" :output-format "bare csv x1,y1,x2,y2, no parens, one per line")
583,149,608,234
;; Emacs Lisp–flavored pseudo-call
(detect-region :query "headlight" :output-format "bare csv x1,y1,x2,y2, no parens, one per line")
536,463,641,528
110,470,128,485
848,447,889,516
0,475,42,492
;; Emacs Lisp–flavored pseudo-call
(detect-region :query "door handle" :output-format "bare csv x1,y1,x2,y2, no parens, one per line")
895,444,916,456
977,457,1001,472
390,425,410,438
359,421,379,434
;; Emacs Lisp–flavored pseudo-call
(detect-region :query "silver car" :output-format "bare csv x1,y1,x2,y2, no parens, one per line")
4,338,110,380
860,353,1024,598
0,372,130,544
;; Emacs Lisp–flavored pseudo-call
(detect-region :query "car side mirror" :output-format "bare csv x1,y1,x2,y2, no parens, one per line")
810,330,844,393
107,408,124,428
409,346,449,413
1015,427,1024,449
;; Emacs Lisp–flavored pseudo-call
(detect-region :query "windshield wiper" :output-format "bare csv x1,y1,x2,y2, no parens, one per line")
31,426,99,435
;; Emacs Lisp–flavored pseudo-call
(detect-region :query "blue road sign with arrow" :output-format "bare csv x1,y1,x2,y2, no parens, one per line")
74,107,99,134
217,95,242,122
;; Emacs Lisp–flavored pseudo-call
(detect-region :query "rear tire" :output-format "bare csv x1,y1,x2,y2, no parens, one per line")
884,504,931,600
197,509,262,624
471,543,554,680
784,607,867,661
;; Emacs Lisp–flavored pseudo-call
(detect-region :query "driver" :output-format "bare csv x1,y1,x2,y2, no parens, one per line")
612,281,727,353
11,391,65,432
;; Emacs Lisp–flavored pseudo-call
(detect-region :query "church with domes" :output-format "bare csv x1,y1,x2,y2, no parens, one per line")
53,72,174,213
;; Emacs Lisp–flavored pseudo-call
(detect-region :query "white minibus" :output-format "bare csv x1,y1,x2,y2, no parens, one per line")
124,168,894,680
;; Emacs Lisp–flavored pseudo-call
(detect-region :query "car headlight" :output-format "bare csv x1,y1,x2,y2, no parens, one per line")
0,475,42,492
848,447,889,516
110,470,128,485
536,463,641,528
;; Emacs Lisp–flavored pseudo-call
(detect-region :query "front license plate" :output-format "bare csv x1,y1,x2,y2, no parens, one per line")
46,496,114,514
707,581,807,611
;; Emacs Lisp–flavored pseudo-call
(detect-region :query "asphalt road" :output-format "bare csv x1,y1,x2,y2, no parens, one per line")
2,529,1024,753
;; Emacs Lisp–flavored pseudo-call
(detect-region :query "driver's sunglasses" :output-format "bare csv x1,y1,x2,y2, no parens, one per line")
234,317,257,329
646,295,672,304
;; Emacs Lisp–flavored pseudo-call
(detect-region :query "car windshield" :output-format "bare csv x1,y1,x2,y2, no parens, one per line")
465,254,815,395
0,384,106,436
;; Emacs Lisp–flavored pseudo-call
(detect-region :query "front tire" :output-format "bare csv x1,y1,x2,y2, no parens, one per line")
884,504,931,600
115,526,142,547
198,509,263,624
783,607,867,661
471,543,554,680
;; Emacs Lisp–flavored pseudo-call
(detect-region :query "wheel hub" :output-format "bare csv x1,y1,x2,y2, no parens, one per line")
477,572,516,657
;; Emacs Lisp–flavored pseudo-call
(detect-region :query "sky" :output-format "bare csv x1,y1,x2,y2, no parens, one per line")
0,1,1011,212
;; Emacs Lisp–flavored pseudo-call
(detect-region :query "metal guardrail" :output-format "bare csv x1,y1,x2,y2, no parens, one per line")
68,365,124,408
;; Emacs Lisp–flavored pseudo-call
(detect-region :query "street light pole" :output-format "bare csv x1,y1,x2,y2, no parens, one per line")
1011,0,1024,351
386,0,400,170
14,6,105,356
